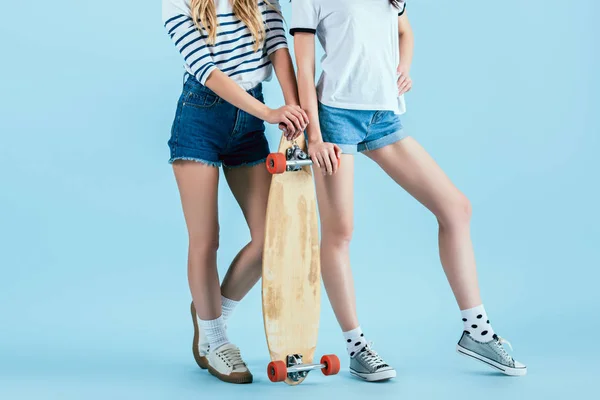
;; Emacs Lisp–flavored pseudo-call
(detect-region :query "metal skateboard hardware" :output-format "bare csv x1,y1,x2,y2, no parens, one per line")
267,354,340,383
266,144,312,174
266,143,341,175
285,144,312,171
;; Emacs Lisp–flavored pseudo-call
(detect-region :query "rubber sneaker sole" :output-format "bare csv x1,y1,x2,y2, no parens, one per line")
190,302,209,370
208,365,253,384
350,368,397,382
456,344,527,376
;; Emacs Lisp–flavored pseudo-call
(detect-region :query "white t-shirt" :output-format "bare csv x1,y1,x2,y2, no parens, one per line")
291,0,407,114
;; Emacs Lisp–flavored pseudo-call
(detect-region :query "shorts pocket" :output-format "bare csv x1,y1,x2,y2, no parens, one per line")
183,90,219,109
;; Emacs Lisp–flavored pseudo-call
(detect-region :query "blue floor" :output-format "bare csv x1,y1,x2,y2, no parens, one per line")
1,355,593,400
1,279,597,400
1,337,594,399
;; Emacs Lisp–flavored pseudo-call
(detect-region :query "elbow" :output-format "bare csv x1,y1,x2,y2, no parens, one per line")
399,24,414,38
398,29,414,42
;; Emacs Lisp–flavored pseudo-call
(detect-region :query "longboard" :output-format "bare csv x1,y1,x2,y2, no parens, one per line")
262,135,340,385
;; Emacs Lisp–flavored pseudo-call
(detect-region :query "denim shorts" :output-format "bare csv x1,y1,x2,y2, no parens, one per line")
318,102,406,154
168,76,269,168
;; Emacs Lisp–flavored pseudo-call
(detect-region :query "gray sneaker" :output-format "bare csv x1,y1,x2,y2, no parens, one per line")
350,345,396,382
456,331,527,376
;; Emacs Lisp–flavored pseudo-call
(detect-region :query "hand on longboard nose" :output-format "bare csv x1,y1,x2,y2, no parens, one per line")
265,105,308,141
278,123,295,141
308,141,342,176
279,118,307,141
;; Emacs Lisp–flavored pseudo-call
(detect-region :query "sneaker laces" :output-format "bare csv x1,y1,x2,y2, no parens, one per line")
219,346,246,370
359,343,388,369
498,337,513,351
494,336,514,362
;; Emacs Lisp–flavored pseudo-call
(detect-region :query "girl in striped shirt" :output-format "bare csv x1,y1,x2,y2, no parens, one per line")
162,0,307,384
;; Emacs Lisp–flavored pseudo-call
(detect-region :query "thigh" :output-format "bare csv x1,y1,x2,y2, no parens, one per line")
172,161,220,242
364,137,465,216
314,155,355,234
223,163,271,240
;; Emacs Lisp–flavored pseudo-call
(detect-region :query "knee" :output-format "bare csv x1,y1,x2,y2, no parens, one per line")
188,233,220,257
246,239,264,261
249,225,266,250
241,223,265,261
437,193,472,229
322,222,354,248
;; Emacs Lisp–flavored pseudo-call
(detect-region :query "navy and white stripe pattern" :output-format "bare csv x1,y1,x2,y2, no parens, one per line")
163,0,287,88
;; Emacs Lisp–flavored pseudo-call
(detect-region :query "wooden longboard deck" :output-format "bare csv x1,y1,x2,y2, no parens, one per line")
262,135,320,385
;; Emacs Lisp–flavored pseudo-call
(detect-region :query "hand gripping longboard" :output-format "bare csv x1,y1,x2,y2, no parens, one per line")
262,137,340,385
266,144,341,175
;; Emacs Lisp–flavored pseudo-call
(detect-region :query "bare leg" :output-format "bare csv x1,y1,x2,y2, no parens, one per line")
173,161,222,320
365,137,481,309
313,155,359,331
220,164,271,301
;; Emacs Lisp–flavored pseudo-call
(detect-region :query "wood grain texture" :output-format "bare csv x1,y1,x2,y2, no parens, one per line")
262,135,320,385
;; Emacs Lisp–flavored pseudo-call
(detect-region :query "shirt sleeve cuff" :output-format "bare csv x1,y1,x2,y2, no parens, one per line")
196,63,217,85
289,27,317,36
266,40,289,57
398,3,407,16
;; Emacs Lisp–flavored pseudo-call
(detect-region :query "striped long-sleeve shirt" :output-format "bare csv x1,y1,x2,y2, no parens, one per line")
162,0,288,90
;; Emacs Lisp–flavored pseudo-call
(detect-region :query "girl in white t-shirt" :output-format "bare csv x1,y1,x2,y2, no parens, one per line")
291,0,526,381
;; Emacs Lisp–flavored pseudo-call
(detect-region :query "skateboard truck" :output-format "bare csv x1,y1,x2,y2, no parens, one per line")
267,354,340,383
266,144,311,174
266,144,341,175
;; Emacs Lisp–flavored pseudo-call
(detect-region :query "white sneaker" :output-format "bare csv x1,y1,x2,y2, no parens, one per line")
190,302,209,369
207,343,253,384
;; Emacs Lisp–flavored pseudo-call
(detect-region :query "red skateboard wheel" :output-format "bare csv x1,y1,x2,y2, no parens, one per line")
267,360,288,382
320,354,340,376
266,153,287,175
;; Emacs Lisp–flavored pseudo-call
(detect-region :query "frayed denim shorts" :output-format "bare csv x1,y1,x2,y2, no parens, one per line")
168,76,269,168
318,102,406,154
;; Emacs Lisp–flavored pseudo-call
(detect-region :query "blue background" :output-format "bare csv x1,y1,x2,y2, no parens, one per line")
1,0,598,398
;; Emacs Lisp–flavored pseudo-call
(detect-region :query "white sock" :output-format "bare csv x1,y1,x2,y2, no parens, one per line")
198,316,230,351
461,304,495,342
343,326,368,358
221,296,239,322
